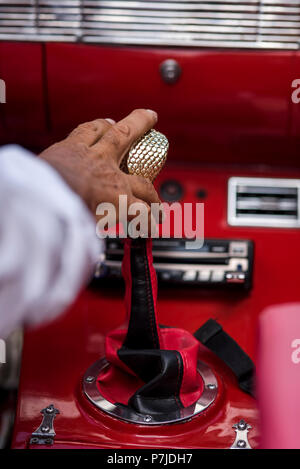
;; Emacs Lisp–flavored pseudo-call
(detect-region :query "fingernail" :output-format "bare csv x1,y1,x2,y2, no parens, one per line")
146,109,158,120
105,118,116,124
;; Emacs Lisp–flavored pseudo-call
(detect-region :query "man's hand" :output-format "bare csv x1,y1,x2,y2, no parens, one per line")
40,109,161,228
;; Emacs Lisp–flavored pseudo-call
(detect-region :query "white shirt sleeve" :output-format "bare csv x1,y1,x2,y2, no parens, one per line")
0,145,101,339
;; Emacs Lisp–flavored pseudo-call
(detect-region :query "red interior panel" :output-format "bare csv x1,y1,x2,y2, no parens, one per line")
0,42,46,151
46,43,296,166
12,163,300,449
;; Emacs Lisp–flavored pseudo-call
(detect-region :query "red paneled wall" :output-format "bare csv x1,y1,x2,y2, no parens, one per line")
1,41,300,166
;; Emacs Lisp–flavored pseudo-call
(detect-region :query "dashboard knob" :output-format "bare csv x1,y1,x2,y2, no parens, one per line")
160,59,181,84
160,179,184,202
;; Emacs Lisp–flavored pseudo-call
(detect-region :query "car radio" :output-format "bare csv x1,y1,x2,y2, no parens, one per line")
97,238,254,290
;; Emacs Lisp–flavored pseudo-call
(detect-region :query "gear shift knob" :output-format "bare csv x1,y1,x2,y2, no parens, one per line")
121,129,169,181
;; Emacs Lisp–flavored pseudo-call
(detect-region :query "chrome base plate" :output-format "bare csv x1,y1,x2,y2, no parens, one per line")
83,358,218,425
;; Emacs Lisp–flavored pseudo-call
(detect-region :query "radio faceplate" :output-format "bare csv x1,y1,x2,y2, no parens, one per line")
96,238,254,290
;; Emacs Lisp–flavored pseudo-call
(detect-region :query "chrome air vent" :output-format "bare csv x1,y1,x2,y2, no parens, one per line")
1,1,300,50
228,177,300,228
0,1,80,42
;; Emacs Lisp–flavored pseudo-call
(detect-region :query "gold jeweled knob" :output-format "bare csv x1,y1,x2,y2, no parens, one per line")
121,129,169,182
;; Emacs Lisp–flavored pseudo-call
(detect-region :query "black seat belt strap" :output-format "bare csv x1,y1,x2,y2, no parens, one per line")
194,319,255,397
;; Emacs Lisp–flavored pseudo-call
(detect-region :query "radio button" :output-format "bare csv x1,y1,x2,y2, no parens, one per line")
183,270,197,281
159,271,172,281
199,270,211,281
211,271,224,282
160,179,184,202
158,270,183,281
229,242,248,257
211,245,227,253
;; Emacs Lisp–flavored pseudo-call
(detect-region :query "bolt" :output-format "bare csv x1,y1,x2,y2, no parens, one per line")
85,376,95,383
207,384,216,390
41,425,50,433
238,420,247,430
144,415,152,423
237,440,246,448
45,438,53,445
31,437,38,444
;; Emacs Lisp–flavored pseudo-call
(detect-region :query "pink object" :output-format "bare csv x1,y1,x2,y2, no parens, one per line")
258,303,300,449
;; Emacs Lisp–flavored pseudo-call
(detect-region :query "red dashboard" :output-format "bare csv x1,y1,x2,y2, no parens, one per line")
1,42,300,167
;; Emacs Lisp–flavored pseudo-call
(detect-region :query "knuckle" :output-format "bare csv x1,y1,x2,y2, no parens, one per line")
78,121,95,132
94,118,111,128
103,128,122,149
114,122,131,137
76,141,90,153
94,118,106,124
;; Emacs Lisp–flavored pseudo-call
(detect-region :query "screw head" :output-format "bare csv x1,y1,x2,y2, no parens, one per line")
238,420,247,430
85,376,95,383
207,384,216,390
46,406,54,414
45,438,53,445
31,437,38,444
144,415,152,423
41,425,50,433
160,59,181,84
237,440,246,448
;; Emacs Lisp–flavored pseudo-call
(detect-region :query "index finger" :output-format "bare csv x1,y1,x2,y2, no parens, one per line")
91,109,158,165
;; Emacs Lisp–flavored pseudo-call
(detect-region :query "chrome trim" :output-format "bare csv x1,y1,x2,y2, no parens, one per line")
236,198,297,211
231,419,253,449
105,257,249,272
30,404,60,446
107,248,229,259
83,358,218,425
228,177,300,228
0,1,300,50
